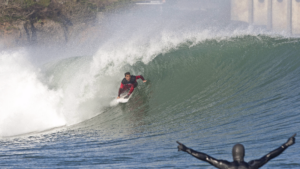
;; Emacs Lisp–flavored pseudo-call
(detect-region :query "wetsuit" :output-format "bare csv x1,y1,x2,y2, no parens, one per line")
177,134,296,169
118,75,145,97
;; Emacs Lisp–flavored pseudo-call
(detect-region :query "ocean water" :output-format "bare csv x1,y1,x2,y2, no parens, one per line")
1,1,300,168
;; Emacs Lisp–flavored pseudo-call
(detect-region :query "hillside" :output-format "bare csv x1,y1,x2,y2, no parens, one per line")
0,0,133,48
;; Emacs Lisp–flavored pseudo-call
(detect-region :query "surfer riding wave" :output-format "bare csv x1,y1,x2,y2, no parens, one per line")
117,72,147,99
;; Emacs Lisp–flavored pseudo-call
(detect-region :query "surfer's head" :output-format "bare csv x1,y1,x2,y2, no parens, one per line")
232,144,245,162
125,72,131,81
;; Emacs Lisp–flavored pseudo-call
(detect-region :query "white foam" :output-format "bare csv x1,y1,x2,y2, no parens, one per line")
0,51,66,137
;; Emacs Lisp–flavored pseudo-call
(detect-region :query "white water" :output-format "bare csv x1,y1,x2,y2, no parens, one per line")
0,51,65,137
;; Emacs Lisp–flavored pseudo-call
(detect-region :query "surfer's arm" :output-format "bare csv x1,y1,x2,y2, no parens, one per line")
128,84,134,95
249,134,296,168
176,141,230,169
118,83,124,97
136,75,145,81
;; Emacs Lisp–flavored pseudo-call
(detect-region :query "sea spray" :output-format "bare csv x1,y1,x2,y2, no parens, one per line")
0,51,66,137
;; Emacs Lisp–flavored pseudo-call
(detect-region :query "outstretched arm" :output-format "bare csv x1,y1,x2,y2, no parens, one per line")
136,75,146,82
249,134,296,168
136,75,145,80
177,141,230,169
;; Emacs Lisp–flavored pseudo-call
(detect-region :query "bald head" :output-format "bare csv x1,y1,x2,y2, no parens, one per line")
232,144,245,162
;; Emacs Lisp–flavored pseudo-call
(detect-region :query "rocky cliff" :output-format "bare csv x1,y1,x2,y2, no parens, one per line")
0,0,132,48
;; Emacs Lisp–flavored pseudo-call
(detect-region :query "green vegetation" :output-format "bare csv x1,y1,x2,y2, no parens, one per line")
0,15,25,23
10,0,51,8
23,0,36,7
0,0,134,29
4,24,18,31
37,0,51,7
104,0,132,12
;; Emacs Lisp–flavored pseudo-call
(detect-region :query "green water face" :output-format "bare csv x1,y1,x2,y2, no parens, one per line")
67,36,300,168
79,36,300,145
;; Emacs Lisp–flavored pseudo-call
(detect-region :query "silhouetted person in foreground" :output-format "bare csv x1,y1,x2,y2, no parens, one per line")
177,134,296,169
